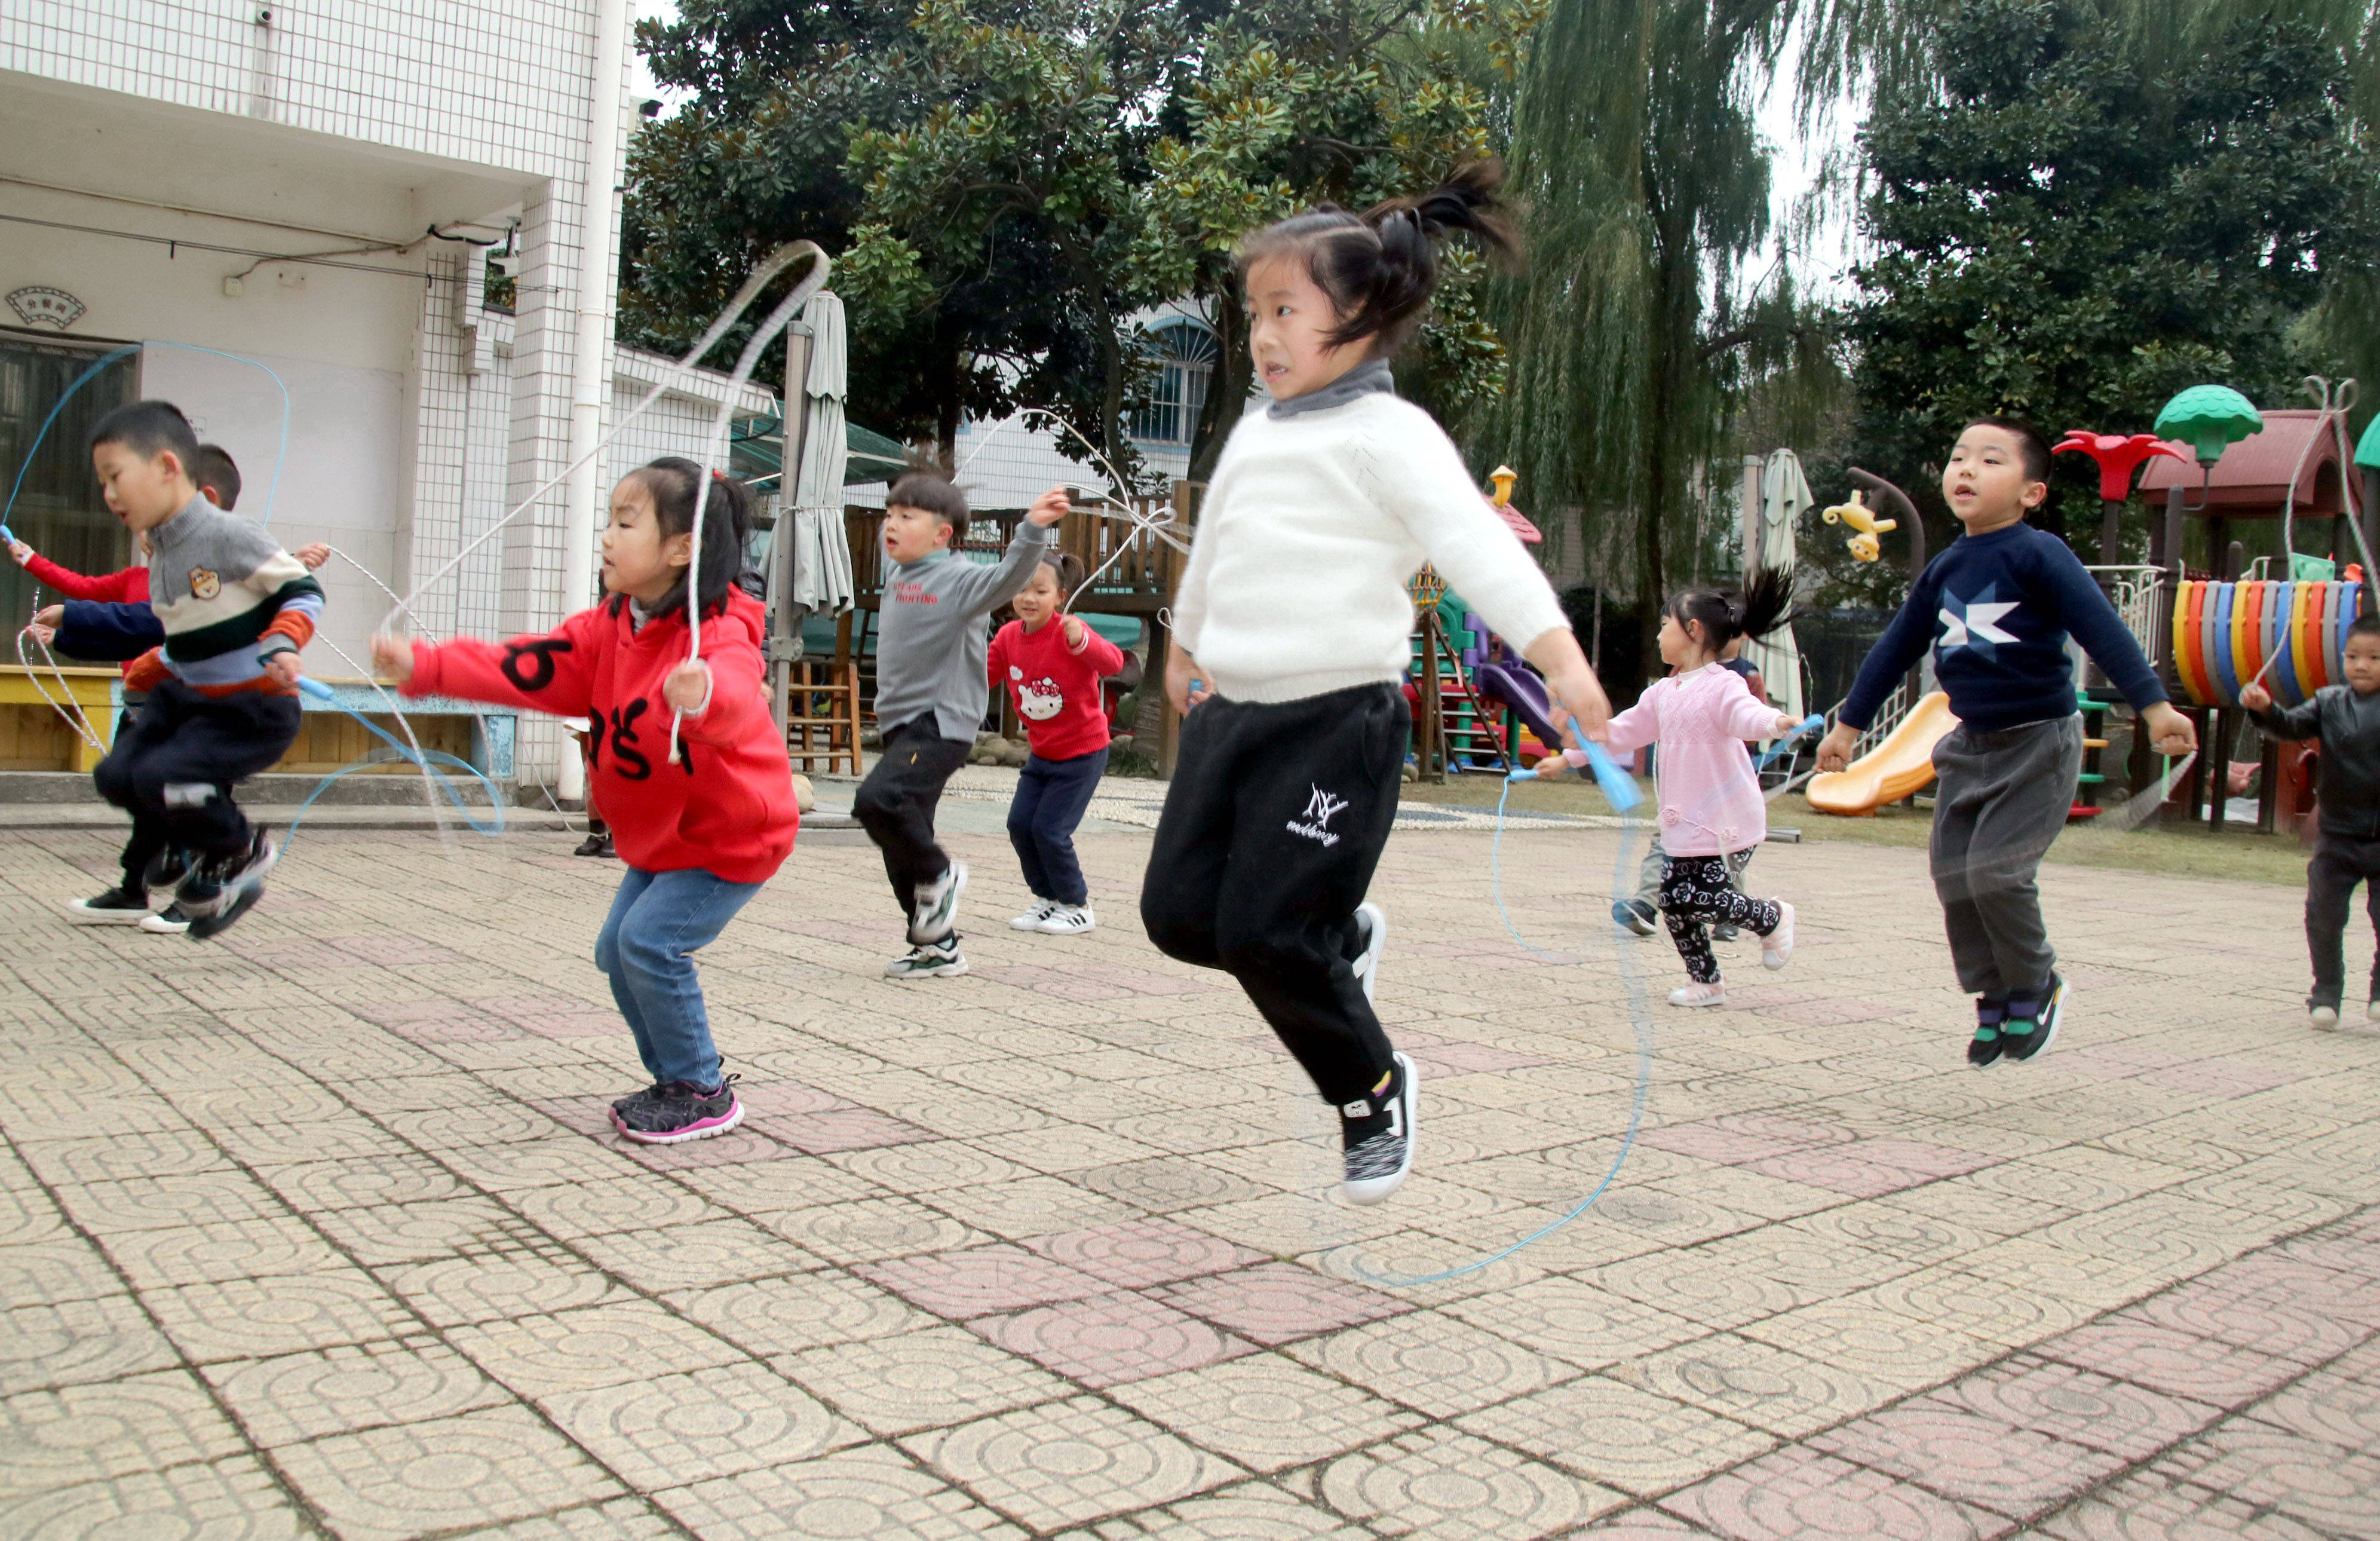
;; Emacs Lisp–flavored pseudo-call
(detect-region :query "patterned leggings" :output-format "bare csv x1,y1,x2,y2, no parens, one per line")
1661,851,1781,984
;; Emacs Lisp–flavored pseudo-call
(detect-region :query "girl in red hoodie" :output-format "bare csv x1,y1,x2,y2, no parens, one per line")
989,551,1125,935
373,458,797,1144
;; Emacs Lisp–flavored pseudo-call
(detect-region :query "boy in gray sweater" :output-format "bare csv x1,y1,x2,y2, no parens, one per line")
863,471,1065,978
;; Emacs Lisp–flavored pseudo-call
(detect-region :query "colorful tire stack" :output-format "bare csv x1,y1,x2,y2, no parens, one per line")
2170,579,2365,709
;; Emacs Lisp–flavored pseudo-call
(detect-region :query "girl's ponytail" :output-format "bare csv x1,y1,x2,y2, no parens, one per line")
623,457,755,623
1667,565,1796,652
1235,160,1519,358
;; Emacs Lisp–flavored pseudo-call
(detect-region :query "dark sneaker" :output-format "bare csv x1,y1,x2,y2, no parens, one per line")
611,1082,665,1117
185,884,265,940
67,886,154,924
139,903,194,936
1350,901,1388,1005
2002,975,2068,1064
572,832,615,857
1712,923,1741,942
1968,998,2007,1069
907,860,969,945
142,848,190,891
612,1079,743,1144
884,939,968,978
1340,1051,1416,1205
1611,899,1658,937
177,831,278,918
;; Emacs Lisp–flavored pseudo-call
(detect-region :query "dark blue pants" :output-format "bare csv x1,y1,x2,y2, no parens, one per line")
1008,748,1107,905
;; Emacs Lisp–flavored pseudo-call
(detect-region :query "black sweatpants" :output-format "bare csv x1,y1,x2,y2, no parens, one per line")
1660,851,1781,984
110,697,167,890
2305,829,2380,1010
1141,682,1406,1105
92,678,302,861
855,718,974,921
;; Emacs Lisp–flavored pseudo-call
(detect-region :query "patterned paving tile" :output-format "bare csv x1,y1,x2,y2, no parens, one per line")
971,1289,1246,1387
0,1371,247,1492
139,1268,422,1364
1617,1333,1899,1439
272,1404,627,1541
2037,1322,2301,1407
2150,1419,2380,1536
1321,1426,1625,1539
1022,1217,1266,1289
1442,1276,1710,1370
1151,1263,1410,1346
1106,1352,1422,1471
385,1245,634,1327
860,1243,1114,1318
1810,1403,2127,1519
665,1274,928,1358
775,1325,1074,1436
2029,1468,2332,1540
2252,1365,2380,1451
206,1337,510,1447
1456,1375,1777,1496
1922,1353,2221,1461
901,1395,1242,1531
1660,1446,2014,1540
652,1444,1029,1539
1283,1309,1577,1417
0,1454,308,1540
541,1361,863,1487
448,1304,746,1398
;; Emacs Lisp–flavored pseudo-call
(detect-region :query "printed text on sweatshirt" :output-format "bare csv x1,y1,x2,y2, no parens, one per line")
1172,393,1567,705
1839,521,2166,733
402,589,798,884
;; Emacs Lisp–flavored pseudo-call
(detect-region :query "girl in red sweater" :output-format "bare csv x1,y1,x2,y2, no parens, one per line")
373,458,797,1144
990,550,1124,934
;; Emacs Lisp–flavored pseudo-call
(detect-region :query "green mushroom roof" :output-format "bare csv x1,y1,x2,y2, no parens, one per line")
2155,384,2264,462
2357,412,2380,471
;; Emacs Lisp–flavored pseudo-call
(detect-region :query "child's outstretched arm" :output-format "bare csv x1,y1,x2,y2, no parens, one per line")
10,540,142,601
2240,681,2320,739
1817,563,1945,770
2043,543,2197,756
943,488,1064,617
374,611,602,717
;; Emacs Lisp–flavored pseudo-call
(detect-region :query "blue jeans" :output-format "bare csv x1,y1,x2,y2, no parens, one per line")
1008,748,1108,905
593,866,762,1089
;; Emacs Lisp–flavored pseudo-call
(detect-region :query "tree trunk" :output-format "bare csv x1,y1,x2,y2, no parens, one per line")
1190,277,1248,485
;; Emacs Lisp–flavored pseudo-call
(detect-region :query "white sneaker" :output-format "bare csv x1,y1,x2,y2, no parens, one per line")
908,860,968,945
1340,1050,1416,1206
139,903,194,936
1035,903,1096,935
1669,981,1727,1007
2367,999,2379,1024
1761,902,1795,970
885,939,968,978
2312,1004,2341,1031
1351,901,1388,1005
1011,900,1058,932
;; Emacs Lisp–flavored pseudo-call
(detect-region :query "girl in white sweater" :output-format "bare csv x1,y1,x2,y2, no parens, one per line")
1143,164,1612,1205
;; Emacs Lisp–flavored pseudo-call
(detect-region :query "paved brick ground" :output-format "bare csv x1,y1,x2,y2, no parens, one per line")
1,816,2374,1539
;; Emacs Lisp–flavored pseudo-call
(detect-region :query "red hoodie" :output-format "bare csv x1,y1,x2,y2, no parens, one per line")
402,589,798,883
988,615,1126,761
24,554,147,602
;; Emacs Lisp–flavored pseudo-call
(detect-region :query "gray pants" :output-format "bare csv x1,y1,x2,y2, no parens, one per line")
1929,715,2083,1000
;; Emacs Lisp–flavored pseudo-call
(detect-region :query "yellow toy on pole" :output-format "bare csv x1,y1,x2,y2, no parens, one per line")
1821,489,1897,562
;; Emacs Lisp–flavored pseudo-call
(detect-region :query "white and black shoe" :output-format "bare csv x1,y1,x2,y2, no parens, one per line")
1036,903,1096,935
884,939,968,979
907,860,968,945
139,903,194,936
1350,901,1388,1005
1339,1050,1416,1206
176,831,278,920
2002,973,2068,1064
1010,899,1058,932
67,886,156,924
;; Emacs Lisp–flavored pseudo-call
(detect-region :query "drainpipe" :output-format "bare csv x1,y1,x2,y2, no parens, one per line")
557,0,632,804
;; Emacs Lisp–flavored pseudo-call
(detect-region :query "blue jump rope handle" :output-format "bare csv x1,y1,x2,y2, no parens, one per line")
297,676,336,702
1506,742,1644,811
1,525,14,545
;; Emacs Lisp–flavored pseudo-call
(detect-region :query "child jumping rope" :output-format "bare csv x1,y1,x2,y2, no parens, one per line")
1589,571,1804,1006
1144,163,1611,1206
990,549,1125,935
374,458,798,1143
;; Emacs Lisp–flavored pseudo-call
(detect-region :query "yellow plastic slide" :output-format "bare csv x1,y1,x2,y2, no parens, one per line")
1805,691,1959,816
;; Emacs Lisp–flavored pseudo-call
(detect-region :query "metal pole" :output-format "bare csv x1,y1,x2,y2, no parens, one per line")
768,326,815,737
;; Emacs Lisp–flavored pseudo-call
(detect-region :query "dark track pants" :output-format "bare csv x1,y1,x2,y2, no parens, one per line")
1009,748,1107,905
2305,829,2380,1010
92,678,300,861
1141,682,1406,1105
1928,715,2084,1000
854,718,974,920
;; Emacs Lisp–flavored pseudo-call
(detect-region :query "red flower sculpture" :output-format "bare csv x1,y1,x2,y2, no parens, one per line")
2054,431,2186,502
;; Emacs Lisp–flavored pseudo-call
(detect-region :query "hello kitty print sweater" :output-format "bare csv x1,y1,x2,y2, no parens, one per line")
989,616,1125,761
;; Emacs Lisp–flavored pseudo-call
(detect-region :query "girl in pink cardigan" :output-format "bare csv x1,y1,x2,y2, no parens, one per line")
1598,569,1803,1006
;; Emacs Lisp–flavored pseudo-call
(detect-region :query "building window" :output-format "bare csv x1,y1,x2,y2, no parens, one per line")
0,335,136,627
1130,320,1217,447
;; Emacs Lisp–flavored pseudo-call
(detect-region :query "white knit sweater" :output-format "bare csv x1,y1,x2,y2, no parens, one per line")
1173,393,1569,704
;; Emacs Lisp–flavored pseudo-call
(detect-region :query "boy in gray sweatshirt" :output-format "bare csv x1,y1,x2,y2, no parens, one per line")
862,472,1065,978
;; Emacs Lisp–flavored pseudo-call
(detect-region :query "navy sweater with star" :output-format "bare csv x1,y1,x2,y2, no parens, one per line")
1839,522,2166,733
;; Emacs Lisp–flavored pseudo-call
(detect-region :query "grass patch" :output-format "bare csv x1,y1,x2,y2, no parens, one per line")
1398,771,2310,886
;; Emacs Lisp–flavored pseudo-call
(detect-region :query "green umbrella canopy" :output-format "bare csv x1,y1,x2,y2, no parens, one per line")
2357,412,2380,471
725,415,912,485
2154,385,2263,466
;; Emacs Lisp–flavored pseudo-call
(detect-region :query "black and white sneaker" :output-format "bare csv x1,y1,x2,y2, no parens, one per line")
66,886,155,924
176,831,278,920
572,831,615,858
1350,901,1388,1004
907,860,968,944
139,903,194,936
1011,899,1058,932
143,848,190,891
1035,903,1096,936
612,1079,743,1144
1611,899,1658,937
1339,1050,1416,1206
884,939,968,978
2001,973,2068,1064
186,884,268,940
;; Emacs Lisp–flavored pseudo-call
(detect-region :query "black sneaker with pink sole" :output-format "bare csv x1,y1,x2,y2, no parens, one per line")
612,1078,744,1144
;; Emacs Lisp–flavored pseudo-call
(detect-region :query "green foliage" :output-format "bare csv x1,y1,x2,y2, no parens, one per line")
1845,0,2380,560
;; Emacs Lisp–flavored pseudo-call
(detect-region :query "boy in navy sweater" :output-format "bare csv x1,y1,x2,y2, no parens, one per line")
1817,419,2195,1067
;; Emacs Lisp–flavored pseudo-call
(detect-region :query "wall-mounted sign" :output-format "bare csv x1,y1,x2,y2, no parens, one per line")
7,286,86,330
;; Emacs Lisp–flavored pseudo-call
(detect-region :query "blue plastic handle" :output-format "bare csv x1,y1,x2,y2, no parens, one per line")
1506,742,1643,810
297,675,335,701
0,525,13,544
